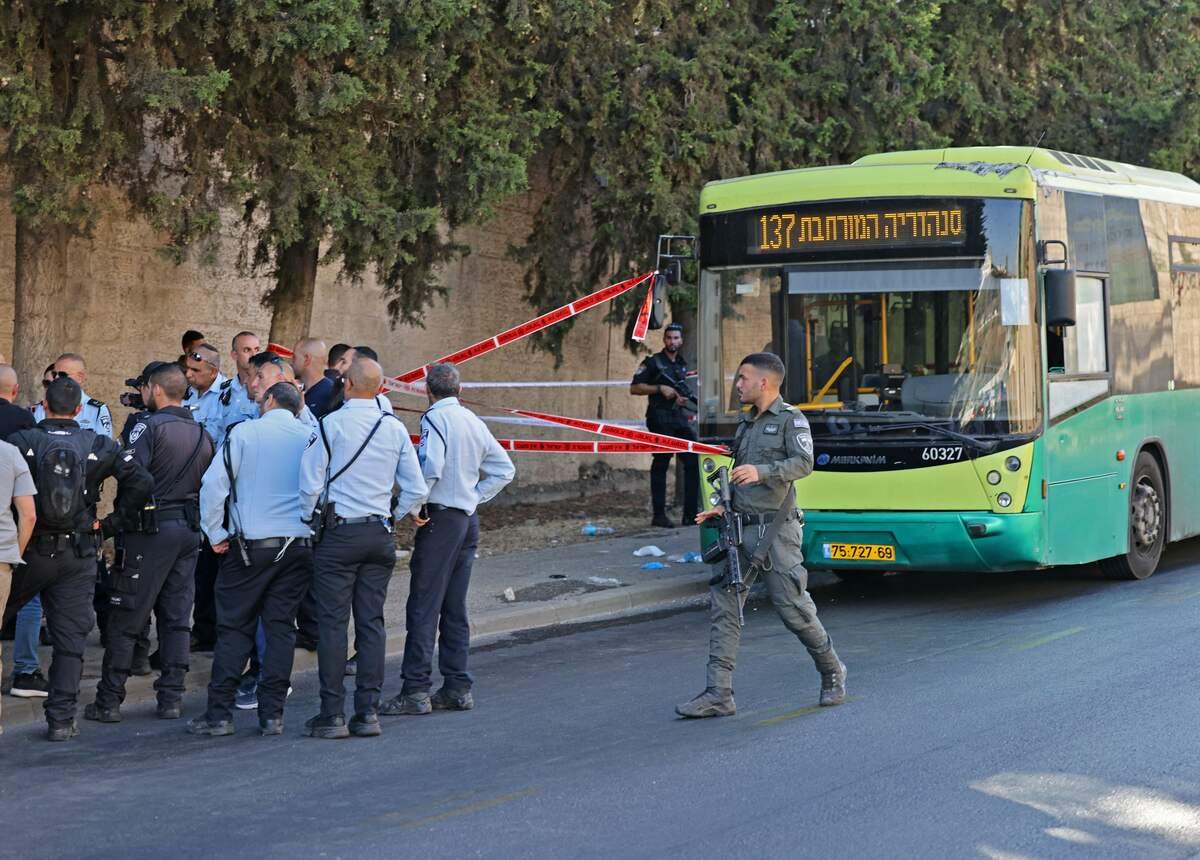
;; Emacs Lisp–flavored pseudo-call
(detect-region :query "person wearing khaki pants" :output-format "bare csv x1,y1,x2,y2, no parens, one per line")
0,434,38,734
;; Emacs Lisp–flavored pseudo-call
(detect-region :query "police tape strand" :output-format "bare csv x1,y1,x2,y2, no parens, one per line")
267,269,728,456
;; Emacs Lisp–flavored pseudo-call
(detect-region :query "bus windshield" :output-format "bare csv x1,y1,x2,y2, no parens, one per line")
697,199,1040,441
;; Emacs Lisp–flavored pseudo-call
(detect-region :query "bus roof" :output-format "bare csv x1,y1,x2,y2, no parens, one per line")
699,146,1200,213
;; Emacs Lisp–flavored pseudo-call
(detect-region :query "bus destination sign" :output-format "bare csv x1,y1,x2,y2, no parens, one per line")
749,204,967,255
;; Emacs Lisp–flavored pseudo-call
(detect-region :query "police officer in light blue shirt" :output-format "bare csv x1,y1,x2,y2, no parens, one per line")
382,362,514,717
189,381,314,738
298,356,427,739
183,344,227,442
33,353,112,437
214,331,262,447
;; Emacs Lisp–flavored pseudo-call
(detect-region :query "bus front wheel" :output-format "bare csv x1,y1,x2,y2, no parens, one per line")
1100,451,1166,581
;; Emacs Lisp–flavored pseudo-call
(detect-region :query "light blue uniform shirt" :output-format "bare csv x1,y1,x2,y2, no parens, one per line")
299,398,427,521
297,404,318,431
34,389,112,437
420,397,515,516
184,372,227,442
200,408,312,543
216,374,259,448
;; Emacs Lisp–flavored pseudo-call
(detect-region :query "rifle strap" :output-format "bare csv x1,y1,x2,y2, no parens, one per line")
747,483,797,571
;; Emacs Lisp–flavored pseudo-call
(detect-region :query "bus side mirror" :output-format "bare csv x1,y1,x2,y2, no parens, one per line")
647,273,669,330
663,259,682,286
1044,269,1077,327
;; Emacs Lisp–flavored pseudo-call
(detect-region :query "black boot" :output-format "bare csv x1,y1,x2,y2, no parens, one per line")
809,639,847,707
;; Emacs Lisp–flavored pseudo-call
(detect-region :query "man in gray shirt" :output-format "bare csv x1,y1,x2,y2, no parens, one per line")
382,362,514,717
0,438,37,733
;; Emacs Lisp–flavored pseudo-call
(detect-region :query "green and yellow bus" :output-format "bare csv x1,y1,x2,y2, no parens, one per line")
695,146,1200,579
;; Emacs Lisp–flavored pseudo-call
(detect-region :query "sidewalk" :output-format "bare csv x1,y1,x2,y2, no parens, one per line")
1,526,718,731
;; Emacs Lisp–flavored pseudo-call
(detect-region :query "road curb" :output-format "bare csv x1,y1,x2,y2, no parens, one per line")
1,573,713,733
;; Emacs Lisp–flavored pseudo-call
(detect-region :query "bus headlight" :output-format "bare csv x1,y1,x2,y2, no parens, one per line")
997,492,1013,508
1005,456,1021,472
703,458,716,473
987,470,1002,485
709,492,721,506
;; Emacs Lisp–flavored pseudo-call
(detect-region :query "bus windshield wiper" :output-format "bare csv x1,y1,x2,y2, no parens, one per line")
861,420,997,452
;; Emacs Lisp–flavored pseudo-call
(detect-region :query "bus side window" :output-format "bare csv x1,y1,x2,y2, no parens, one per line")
1057,276,1107,374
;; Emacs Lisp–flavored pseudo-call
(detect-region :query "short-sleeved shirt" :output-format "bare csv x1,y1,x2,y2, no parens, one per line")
631,350,691,418
0,440,36,563
730,396,814,514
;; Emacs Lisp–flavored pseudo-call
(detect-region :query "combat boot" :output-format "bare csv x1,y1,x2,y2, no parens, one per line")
675,687,735,718
304,714,350,739
188,717,235,737
83,702,122,723
431,688,474,711
810,641,847,707
47,719,79,742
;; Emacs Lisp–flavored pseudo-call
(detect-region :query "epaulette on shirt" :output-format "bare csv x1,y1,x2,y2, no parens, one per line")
218,377,234,406
87,397,104,408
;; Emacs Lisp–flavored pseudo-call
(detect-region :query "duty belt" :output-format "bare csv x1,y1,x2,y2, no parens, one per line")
334,515,392,528
738,510,803,526
244,537,313,550
428,503,469,515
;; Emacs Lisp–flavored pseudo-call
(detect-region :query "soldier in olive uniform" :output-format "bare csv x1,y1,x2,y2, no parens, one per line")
679,352,846,718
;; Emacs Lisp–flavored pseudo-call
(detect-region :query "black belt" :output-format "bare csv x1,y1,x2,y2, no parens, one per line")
334,515,391,527
157,509,192,522
244,537,312,550
428,504,469,515
738,510,803,526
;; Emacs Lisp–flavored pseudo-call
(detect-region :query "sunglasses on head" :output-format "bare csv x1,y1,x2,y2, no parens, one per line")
41,371,69,387
188,351,217,367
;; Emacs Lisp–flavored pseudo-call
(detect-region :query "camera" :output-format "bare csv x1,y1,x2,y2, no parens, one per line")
119,391,145,410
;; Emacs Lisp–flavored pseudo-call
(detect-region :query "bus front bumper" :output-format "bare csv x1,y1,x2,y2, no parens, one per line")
801,510,1045,573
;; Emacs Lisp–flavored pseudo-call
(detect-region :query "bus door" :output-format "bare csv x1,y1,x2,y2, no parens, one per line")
1044,275,1124,563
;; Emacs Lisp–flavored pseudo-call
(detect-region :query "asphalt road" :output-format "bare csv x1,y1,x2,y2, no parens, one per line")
7,542,1200,859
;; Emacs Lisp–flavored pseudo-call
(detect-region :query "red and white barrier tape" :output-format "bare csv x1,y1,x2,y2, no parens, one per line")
409,435,679,454
267,270,726,456
391,270,655,384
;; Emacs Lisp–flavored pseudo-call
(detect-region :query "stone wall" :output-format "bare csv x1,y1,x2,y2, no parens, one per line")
0,183,663,505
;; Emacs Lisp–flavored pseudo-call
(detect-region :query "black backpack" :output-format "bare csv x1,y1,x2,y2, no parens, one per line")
30,430,94,531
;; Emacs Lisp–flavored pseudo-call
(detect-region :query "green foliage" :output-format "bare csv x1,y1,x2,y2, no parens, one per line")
139,1,551,325
516,0,1200,361
2,0,1199,348
0,1,227,233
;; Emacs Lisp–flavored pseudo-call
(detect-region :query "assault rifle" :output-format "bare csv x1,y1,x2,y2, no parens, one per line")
701,466,747,623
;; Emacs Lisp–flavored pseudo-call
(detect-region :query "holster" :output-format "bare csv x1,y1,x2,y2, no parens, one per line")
312,502,337,544
139,499,160,535
183,499,201,532
232,533,252,568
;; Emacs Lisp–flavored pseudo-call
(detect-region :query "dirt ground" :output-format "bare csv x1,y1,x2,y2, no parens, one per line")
394,489,686,556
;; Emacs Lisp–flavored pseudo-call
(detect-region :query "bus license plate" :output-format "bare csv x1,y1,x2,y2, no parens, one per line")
822,542,895,562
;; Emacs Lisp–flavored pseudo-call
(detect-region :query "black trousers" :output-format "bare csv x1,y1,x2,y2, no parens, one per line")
313,521,395,718
95,523,200,709
647,414,699,520
3,544,95,724
296,583,319,643
205,541,312,722
191,539,221,647
401,508,480,694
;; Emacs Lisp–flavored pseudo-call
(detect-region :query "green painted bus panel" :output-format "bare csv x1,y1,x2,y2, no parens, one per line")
1044,398,1125,565
1043,389,1200,563
796,443,1034,513
698,164,1036,214
802,511,1045,572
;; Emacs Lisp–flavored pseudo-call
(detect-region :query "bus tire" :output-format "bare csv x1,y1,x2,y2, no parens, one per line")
1099,451,1166,581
